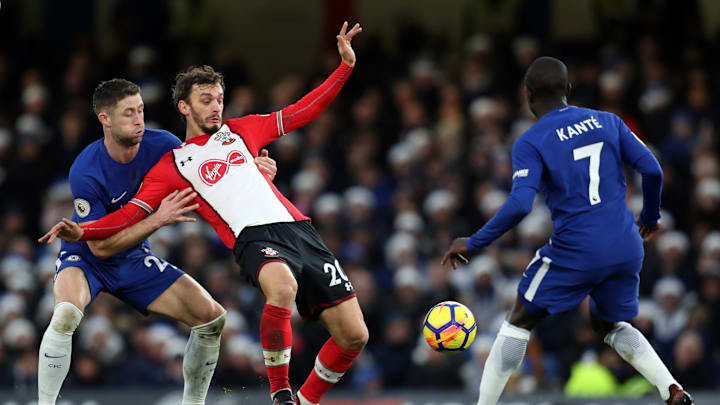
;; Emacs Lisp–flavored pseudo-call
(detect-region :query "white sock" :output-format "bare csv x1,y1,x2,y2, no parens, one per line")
38,302,83,405
605,321,679,400
296,391,317,405
477,321,531,405
182,311,226,405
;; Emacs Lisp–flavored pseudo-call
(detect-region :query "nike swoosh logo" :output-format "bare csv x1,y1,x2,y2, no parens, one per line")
111,191,127,203
44,353,66,359
205,361,217,366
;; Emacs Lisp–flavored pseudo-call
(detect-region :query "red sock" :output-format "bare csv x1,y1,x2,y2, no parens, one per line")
260,304,293,396
297,337,361,404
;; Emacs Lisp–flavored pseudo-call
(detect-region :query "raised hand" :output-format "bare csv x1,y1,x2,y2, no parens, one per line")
254,149,277,180
337,21,362,67
441,237,470,270
150,187,200,228
38,218,83,244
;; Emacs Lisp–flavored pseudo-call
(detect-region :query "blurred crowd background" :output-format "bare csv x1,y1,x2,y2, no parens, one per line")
0,0,719,399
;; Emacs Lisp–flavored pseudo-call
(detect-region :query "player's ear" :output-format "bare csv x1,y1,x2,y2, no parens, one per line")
566,82,572,99
525,87,533,104
97,112,111,127
178,100,190,116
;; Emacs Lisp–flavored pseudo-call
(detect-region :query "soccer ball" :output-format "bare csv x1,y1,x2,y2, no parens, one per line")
423,301,477,353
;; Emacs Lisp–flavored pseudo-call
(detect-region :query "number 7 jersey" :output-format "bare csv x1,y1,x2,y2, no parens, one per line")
512,105,655,269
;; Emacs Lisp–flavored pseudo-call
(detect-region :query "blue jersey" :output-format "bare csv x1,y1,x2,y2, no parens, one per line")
511,105,654,269
60,129,181,266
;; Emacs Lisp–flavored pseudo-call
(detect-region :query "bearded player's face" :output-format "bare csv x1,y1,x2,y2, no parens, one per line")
188,83,224,134
107,94,145,146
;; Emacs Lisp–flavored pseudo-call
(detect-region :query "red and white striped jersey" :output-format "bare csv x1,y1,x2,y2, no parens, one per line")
80,62,353,249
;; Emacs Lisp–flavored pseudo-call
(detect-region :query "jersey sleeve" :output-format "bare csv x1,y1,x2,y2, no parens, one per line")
466,186,536,251
613,114,663,226
129,153,181,212
511,138,544,191
157,129,183,149
616,114,652,165
226,62,353,155
69,170,108,224
79,153,181,240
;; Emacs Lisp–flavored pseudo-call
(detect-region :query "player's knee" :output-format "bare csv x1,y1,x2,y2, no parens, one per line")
195,300,226,326
265,280,298,307
605,321,645,359
338,321,369,351
192,310,226,341
49,302,83,335
497,321,531,372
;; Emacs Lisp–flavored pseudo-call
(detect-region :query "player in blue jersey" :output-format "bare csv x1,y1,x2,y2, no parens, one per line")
38,79,277,405
442,57,693,405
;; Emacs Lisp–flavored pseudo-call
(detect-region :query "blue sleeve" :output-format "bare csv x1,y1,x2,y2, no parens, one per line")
466,139,542,251
510,138,544,191
69,168,108,223
634,153,663,227
615,114,663,226
616,114,650,166
466,137,543,252
158,129,182,149
466,187,536,251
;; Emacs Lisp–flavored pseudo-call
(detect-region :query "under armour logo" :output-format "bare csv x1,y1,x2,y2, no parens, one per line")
180,156,193,167
345,282,353,291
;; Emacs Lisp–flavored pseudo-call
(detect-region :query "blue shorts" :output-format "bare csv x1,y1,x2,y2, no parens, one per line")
517,251,642,323
55,249,185,315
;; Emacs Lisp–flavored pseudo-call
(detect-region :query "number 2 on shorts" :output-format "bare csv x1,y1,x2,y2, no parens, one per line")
144,255,175,272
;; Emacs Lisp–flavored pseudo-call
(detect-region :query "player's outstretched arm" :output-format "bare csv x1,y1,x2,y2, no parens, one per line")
275,22,361,134
441,186,537,270
80,187,198,242
442,137,541,269
84,189,199,258
37,189,198,245
227,22,361,154
39,153,197,244
38,187,199,243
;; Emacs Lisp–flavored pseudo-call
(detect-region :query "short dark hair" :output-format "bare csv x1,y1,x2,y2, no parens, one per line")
172,65,225,116
92,79,140,114
524,56,568,99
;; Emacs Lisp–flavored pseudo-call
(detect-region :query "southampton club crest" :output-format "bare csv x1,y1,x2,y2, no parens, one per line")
261,247,279,257
213,131,235,145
